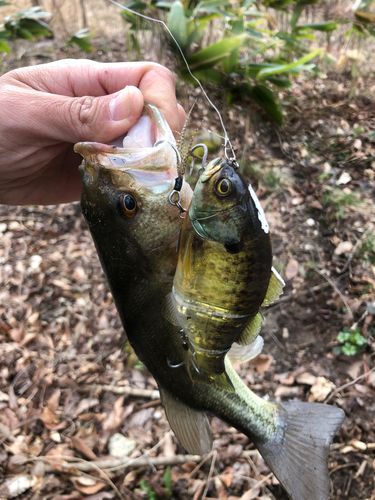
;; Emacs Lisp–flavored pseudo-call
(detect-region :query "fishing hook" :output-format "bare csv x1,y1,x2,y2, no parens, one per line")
154,140,187,218
188,143,208,176
166,356,186,369
154,140,182,165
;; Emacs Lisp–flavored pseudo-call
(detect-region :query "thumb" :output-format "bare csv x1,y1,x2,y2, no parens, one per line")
7,85,145,147
60,85,145,144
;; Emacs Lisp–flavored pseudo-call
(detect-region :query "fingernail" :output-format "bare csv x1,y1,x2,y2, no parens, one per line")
110,86,133,121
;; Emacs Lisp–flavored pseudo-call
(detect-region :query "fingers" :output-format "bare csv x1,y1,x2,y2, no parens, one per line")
5,60,184,145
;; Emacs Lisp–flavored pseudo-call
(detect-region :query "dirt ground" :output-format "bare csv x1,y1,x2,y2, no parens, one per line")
0,34,375,500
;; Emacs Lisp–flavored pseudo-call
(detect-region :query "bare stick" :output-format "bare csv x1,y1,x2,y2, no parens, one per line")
202,450,217,500
324,365,375,404
82,385,160,399
309,266,354,319
31,453,202,473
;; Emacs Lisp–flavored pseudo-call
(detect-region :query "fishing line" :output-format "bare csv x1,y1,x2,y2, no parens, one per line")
109,0,237,164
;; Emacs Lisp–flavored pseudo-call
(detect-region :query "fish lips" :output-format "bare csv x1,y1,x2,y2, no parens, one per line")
74,102,177,174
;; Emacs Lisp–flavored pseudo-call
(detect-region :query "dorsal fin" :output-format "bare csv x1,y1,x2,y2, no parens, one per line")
262,267,285,307
236,311,263,346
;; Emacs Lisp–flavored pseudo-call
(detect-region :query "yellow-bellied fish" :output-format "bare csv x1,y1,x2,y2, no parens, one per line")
163,157,284,390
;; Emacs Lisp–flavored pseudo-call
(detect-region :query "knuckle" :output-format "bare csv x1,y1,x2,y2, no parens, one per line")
69,96,99,135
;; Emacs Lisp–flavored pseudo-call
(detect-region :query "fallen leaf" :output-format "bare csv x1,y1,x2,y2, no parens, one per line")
295,372,317,386
251,354,274,374
72,477,106,495
337,172,352,185
334,241,353,256
285,258,299,280
71,436,98,461
308,377,335,402
47,388,61,413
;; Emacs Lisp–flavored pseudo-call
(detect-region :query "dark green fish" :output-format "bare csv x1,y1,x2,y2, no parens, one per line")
163,157,284,391
75,104,344,500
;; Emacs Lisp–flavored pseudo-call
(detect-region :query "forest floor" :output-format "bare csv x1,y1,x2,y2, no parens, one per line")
0,37,375,500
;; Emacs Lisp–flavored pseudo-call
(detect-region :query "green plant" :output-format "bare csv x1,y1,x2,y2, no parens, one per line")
139,467,172,500
120,0,338,125
334,325,367,356
67,28,94,52
359,229,375,265
0,6,52,61
322,188,363,218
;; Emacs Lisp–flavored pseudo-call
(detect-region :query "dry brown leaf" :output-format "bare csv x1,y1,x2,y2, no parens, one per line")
274,371,295,386
71,436,98,461
295,372,317,386
308,377,335,402
40,407,60,429
73,398,100,419
45,448,68,471
251,354,274,374
84,493,115,500
47,388,61,413
72,477,106,495
285,258,299,280
122,470,139,487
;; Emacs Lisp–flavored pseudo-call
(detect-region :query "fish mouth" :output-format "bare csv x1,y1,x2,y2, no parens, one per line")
74,102,176,172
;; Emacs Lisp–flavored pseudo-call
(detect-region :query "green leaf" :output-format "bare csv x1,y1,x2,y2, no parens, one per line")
155,0,173,8
181,67,223,84
164,466,172,499
256,48,322,79
251,84,283,125
342,343,358,356
265,75,292,87
193,0,230,16
187,34,245,71
221,46,240,74
337,331,351,343
168,0,188,49
0,39,10,54
296,21,338,32
67,29,94,52
19,18,52,37
290,2,304,29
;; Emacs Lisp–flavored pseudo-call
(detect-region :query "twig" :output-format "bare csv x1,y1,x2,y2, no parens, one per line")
324,365,375,404
187,451,214,479
341,238,362,274
36,453,202,473
248,472,273,494
309,266,354,319
33,455,125,500
201,450,217,500
82,385,160,399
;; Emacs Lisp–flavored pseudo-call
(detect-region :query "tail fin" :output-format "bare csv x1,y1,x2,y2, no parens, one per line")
256,402,345,500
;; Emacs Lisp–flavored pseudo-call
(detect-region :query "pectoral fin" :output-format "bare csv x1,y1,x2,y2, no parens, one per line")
262,267,285,307
227,336,264,364
162,293,180,326
236,311,263,346
160,388,212,455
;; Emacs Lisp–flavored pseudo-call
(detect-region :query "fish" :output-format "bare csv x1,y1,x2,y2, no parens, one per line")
75,103,345,500
163,157,285,391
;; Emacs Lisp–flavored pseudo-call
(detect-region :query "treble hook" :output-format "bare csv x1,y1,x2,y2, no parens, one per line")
188,143,208,176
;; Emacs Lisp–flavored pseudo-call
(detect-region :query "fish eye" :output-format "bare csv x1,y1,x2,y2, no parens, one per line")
120,193,137,218
216,178,231,196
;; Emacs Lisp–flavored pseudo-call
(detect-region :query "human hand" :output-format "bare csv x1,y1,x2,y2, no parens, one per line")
0,59,186,205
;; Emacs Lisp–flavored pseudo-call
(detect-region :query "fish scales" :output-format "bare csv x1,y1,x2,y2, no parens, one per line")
75,103,344,500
